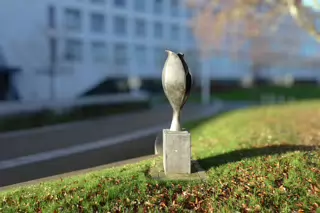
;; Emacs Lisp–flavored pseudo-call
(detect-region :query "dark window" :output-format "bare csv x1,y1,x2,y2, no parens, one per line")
91,0,106,4
114,0,126,8
49,37,57,64
65,8,82,31
48,5,56,29
90,13,105,33
64,39,83,62
154,21,163,38
154,0,163,14
134,18,146,37
113,16,127,35
114,43,127,65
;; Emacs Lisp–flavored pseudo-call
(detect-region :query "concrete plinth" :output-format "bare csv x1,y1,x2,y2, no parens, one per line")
163,129,191,174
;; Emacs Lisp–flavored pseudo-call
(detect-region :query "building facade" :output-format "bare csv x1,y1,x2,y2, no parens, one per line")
0,0,319,101
0,0,197,100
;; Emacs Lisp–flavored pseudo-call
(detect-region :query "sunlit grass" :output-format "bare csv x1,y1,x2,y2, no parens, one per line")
0,101,319,212
212,85,320,101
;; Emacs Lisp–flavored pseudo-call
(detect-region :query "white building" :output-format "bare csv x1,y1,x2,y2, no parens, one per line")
0,0,197,101
0,0,319,101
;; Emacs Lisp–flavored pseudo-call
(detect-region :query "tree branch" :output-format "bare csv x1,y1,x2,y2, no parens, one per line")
287,0,320,42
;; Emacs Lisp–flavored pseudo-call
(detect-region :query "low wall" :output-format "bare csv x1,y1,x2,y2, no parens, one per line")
0,92,150,117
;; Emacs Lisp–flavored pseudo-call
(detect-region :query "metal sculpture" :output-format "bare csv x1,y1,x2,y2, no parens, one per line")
162,50,192,131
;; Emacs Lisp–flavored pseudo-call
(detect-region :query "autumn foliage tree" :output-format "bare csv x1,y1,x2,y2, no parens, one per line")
185,0,318,53
184,0,320,85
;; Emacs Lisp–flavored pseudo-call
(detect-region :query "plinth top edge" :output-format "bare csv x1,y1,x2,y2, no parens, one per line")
163,129,190,134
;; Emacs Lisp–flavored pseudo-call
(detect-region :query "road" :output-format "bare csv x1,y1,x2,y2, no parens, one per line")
0,101,252,188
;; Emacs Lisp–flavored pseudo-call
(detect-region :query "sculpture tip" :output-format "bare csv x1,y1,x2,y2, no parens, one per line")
165,50,173,54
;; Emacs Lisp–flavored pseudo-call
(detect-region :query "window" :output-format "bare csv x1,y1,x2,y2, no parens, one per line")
170,0,179,16
134,0,145,12
154,21,163,39
91,0,106,4
134,18,146,37
185,26,195,44
49,38,57,64
113,43,127,65
91,41,107,63
154,0,163,14
64,39,83,62
90,13,105,33
185,8,193,18
154,47,166,68
134,45,147,65
48,5,56,29
186,27,195,42
114,0,126,8
113,16,127,35
0,47,6,65
170,24,180,40
65,8,82,31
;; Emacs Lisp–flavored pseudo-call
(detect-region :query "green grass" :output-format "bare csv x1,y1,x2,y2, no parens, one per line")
152,85,320,104
1,101,320,212
212,85,320,101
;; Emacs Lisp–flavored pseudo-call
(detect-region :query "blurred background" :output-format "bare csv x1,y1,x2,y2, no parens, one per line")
0,0,319,129
2,0,320,187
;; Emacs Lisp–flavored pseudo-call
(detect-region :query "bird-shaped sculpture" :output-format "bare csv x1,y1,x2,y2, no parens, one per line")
162,50,192,131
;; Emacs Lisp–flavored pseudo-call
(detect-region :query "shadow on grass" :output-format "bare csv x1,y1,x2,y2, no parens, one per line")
198,145,320,170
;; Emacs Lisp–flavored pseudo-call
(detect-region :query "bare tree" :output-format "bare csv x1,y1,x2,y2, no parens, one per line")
183,0,320,103
288,0,320,43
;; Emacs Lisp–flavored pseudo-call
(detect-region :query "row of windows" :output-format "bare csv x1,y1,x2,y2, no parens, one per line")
60,38,167,67
83,0,190,17
49,7,193,40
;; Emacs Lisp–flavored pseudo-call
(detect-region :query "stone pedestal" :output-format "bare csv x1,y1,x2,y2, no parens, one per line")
163,129,191,174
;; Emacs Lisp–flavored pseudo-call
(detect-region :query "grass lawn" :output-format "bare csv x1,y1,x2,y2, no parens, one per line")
211,85,320,101
0,101,319,212
169,85,320,103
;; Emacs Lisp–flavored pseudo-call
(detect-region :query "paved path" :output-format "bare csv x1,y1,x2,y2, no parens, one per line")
0,103,216,160
0,101,251,188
